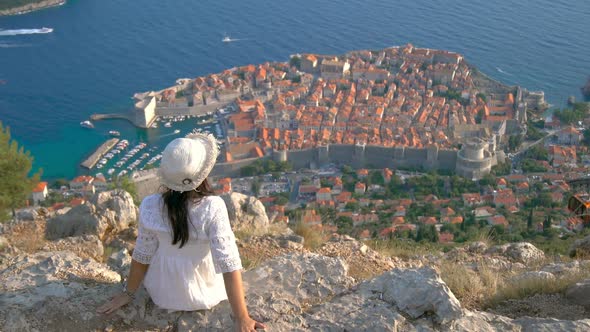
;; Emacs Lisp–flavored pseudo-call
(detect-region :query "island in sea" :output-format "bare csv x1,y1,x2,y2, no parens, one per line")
0,0,65,16
89,44,548,185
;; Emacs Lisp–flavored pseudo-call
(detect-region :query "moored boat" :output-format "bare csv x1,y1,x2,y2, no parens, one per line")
80,120,94,128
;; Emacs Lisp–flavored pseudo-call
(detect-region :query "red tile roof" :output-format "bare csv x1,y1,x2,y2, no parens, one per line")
32,181,48,193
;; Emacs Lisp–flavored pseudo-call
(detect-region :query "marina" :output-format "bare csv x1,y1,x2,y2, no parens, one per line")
81,111,227,180
80,138,120,169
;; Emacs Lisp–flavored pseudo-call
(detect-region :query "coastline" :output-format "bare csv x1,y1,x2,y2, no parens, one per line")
0,0,65,16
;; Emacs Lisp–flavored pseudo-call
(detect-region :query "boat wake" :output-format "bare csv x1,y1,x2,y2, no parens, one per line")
0,27,53,36
0,42,30,48
496,67,512,76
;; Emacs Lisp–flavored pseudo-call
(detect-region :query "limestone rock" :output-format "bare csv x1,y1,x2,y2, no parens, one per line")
105,227,138,252
541,261,580,276
16,208,38,221
45,203,108,240
450,310,519,332
304,292,410,331
489,242,545,264
245,253,353,304
221,192,269,230
360,267,463,324
0,251,120,310
91,189,137,230
46,190,137,240
54,206,71,216
42,235,104,261
510,271,555,284
3,246,590,331
467,241,488,254
107,248,132,276
566,279,590,308
315,234,402,281
514,317,590,332
570,235,590,258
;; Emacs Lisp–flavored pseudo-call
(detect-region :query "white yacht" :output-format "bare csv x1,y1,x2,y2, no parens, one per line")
80,120,94,128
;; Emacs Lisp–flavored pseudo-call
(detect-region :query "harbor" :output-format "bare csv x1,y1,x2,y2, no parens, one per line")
80,138,120,169
80,111,227,180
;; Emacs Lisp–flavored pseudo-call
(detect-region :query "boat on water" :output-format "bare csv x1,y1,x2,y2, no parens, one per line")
80,120,94,129
108,130,120,137
222,35,232,43
174,129,181,134
164,122,172,128
40,27,53,33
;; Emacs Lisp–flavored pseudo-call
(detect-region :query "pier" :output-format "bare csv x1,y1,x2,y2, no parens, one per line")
90,113,134,123
81,138,119,169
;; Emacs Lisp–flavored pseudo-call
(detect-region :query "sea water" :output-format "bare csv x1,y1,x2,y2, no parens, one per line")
0,0,588,178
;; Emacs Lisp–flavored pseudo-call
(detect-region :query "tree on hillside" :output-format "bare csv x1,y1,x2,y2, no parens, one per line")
543,215,552,230
0,122,41,218
527,208,534,230
109,175,138,204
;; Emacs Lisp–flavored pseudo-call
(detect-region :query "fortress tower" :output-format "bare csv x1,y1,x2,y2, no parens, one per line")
455,138,493,180
133,93,157,128
272,149,288,163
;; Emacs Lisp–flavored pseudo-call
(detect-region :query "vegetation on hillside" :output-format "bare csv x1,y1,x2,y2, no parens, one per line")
240,159,293,177
109,175,139,204
552,102,590,125
0,122,41,219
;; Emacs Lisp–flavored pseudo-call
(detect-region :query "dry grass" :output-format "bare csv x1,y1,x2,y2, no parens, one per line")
241,255,264,271
234,223,289,241
6,220,47,253
292,221,327,250
366,239,445,260
485,265,590,309
438,255,590,311
102,245,118,263
440,261,501,309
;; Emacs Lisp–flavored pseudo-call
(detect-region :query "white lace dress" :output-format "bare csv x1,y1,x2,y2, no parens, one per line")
131,194,242,311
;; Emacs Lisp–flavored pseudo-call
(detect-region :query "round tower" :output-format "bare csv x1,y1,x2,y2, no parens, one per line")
455,138,493,180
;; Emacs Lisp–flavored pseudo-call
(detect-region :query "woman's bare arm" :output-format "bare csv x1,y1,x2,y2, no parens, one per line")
96,259,149,314
126,259,149,292
223,270,266,331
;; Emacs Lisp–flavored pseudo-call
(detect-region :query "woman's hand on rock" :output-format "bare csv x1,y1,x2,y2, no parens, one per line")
234,316,266,331
96,292,133,315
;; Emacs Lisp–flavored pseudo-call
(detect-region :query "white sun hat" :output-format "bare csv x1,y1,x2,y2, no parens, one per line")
159,133,219,192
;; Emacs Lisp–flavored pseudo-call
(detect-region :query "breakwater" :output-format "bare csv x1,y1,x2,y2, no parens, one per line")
80,138,119,169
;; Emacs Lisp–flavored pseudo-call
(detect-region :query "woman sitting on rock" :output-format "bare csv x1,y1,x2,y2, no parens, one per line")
97,133,265,331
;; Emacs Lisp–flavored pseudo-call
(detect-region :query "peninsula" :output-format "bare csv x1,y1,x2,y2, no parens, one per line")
0,0,65,16
125,44,546,181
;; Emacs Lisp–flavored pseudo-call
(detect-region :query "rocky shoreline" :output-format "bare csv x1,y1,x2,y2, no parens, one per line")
0,0,65,16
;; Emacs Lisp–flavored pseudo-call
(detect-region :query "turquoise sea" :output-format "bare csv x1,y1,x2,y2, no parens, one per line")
0,0,589,179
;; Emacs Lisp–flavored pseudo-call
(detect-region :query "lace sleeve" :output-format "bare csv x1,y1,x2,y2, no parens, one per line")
206,197,243,274
132,199,159,264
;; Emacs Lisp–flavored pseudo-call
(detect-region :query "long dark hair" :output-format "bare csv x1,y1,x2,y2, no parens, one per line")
162,179,213,248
